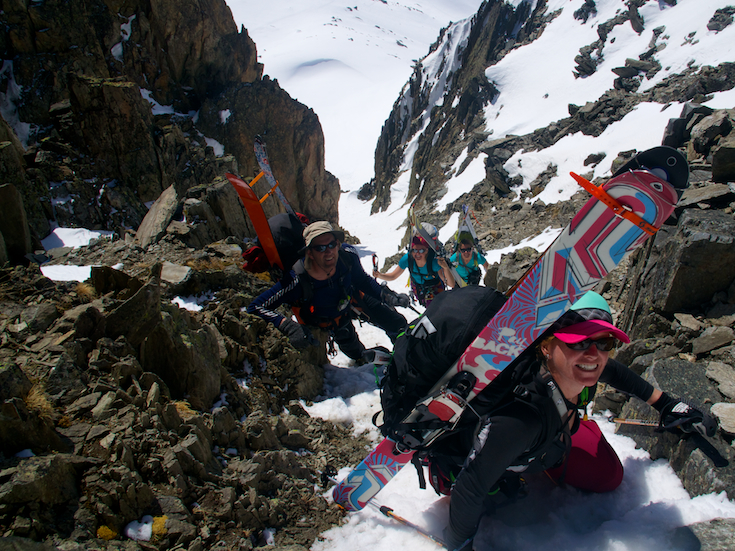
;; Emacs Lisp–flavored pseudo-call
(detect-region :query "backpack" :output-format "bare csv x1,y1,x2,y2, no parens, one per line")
270,213,307,271
378,285,508,436
455,252,482,285
242,213,307,274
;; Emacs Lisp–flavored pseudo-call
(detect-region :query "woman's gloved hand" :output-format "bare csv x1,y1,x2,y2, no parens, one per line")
652,392,717,437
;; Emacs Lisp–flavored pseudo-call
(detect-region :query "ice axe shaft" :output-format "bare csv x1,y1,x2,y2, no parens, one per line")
608,415,658,427
368,501,447,548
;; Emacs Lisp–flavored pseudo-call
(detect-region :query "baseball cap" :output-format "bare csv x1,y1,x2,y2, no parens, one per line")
550,291,630,344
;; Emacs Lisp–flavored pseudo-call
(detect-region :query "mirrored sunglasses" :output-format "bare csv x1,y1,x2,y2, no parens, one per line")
411,248,427,254
311,241,339,253
564,337,617,352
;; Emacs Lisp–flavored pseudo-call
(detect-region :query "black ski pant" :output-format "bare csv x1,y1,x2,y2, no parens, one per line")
332,318,365,360
331,295,408,360
355,293,408,343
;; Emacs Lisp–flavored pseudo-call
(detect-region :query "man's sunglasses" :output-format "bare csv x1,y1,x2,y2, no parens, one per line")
311,241,339,253
460,248,472,253
564,337,617,352
411,248,426,254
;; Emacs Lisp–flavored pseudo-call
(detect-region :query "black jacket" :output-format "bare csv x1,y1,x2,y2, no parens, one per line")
440,357,655,549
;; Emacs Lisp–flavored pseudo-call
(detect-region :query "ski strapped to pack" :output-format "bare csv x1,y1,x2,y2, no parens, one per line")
459,204,485,256
409,207,466,288
254,136,297,217
570,171,661,236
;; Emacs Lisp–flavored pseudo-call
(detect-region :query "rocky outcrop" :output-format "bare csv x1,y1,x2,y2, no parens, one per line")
369,0,735,233
0,0,340,259
0,238,359,548
197,79,341,224
372,0,544,213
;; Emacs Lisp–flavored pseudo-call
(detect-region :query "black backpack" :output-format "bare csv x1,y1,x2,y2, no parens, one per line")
378,285,508,435
269,213,306,271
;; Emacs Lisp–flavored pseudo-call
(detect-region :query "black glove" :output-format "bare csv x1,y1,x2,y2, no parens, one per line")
653,392,717,437
279,319,318,349
381,286,411,308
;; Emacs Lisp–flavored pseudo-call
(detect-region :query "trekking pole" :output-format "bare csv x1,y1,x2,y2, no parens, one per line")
367,500,448,549
321,467,446,548
608,414,659,427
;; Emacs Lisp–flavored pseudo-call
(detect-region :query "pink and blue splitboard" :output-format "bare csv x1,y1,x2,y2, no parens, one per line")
331,436,415,511
333,165,681,512
451,169,678,393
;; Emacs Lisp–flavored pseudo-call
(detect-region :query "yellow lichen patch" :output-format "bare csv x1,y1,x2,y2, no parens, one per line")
174,400,198,420
57,415,73,428
255,272,273,283
97,525,118,540
152,515,168,537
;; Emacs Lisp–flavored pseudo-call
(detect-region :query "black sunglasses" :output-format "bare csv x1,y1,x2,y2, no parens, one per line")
460,247,472,252
311,240,339,253
564,337,617,352
411,248,426,254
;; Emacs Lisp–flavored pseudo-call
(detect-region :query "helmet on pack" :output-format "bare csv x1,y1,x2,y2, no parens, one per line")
412,222,439,248
549,291,630,344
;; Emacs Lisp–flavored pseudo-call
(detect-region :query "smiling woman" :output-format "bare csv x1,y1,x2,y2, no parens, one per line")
424,291,717,551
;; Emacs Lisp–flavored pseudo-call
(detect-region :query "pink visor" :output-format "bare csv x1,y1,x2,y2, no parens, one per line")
553,320,630,344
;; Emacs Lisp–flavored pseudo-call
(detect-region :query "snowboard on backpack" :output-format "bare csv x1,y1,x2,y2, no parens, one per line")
332,146,688,512
226,173,284,270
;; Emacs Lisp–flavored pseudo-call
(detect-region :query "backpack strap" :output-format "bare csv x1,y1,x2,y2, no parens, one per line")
508,365,575,471
407,250,441,287
291,249,355,327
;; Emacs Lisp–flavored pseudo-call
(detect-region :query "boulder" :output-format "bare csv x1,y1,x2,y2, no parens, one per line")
0,454,95,506
135,184,180,248
140,304,222,410
0,184,32,265
0,362,33,402
624,209,735,333
712,134,735,183
690,110,733,155
494,247,540,293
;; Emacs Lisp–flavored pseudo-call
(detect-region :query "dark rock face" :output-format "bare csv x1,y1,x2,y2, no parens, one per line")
623,209,735,323
0,0,339,261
